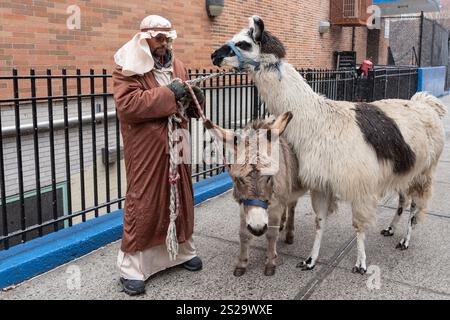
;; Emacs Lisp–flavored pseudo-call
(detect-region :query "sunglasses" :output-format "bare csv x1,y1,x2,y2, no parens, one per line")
154,34,173,44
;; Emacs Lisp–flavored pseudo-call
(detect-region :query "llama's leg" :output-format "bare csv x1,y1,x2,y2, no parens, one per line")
265,204,283,276
397,179,432,250
285,201,297,245
279,207,287,232
296,191,330,271
235,206,252,277
353,230,367,274
381,192,409,236
396,201,417,250
352,198,377,274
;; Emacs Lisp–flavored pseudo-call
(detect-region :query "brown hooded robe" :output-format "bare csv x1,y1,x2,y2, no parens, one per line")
112,58,195,253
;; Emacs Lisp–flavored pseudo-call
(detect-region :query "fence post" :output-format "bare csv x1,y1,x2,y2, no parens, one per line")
418,11,424,67
368,69,375,102
252,85,259,120
384,68,388,99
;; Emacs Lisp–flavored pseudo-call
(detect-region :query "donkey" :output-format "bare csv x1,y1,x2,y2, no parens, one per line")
205,112,308,276
211,16,447,274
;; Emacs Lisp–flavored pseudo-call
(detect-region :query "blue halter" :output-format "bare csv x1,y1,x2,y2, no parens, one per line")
227,41,260,71
239,198,269,210
227,41,282,80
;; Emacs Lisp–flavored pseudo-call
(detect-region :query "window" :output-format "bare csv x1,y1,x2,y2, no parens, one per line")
343,0,359,18
0,182,68,249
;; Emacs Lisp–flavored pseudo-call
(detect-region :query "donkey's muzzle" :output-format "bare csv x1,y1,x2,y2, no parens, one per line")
247,224,268,237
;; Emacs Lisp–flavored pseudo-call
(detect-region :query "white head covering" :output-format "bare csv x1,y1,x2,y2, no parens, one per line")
114,15,177,76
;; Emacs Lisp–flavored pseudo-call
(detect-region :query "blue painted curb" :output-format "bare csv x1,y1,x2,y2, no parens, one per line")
0,172,233,288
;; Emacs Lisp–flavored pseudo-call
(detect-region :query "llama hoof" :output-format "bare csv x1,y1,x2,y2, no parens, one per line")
352,266,367,275
296,258,315,271
264,265,276,276
380,227,394,237
396,239,409,250
285,234,294,245
233,267,247,277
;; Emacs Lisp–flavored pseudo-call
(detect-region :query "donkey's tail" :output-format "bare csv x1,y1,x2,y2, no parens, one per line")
412,92,448,119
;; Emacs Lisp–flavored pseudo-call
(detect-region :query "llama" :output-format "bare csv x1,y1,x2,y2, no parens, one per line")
211,16,447,274
205,112,307,276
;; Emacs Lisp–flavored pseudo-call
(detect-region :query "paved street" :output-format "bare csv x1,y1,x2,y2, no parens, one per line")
1,96,450,300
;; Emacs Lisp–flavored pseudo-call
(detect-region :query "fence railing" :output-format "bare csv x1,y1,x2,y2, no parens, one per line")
366,66,419,102
0,66,418,250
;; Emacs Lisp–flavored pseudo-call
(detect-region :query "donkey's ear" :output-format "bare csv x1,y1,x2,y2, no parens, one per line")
205,119,235,143
248,15,264,43
270,112,293,135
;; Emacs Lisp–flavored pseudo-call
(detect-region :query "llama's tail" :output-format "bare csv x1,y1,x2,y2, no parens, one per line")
411,92,448,119
328,195,339,214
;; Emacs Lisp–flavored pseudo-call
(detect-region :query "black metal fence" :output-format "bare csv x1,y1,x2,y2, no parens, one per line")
352,66,419,102
298,68,357,101
0,66,418,250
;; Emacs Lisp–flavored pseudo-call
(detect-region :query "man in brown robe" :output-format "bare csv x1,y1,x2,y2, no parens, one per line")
112,15,204,296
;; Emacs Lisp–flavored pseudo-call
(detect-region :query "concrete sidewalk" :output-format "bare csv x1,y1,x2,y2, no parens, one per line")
1,97,450,300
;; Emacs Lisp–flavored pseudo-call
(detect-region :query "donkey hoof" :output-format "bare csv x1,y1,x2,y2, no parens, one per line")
285,234,294,245
381,227,394,237
233,267,246,277
264,265,276,276
352,266,367,275
396,239,409,251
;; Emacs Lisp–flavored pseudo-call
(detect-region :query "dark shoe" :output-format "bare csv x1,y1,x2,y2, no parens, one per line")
119,277,146,296
182,256,203,271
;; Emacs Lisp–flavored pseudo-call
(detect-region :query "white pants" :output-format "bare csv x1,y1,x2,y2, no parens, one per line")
117,237,197,281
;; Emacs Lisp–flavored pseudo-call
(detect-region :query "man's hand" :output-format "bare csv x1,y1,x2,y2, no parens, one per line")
185,86,205,119
167,81,187,102
187,86,205,105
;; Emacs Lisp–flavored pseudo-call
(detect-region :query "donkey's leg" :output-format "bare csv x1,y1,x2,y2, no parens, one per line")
265,204,283,276
296,191,330,271
397,175,432,250
285,200,297,245
351,197,377,274
234,206,252,277
381,192,409,237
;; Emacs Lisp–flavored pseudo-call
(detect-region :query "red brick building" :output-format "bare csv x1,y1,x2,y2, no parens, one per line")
0,0,376,74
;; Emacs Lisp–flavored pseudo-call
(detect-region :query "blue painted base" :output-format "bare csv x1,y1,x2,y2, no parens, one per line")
0,172,233,288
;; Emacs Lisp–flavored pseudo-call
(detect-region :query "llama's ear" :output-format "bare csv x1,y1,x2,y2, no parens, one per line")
205,119,235,143
248,15,264,43
270,112,293,135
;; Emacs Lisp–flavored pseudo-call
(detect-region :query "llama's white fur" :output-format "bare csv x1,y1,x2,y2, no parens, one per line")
214,16,447,271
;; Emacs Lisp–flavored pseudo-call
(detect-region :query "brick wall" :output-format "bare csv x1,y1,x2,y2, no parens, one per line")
0,0,368,74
